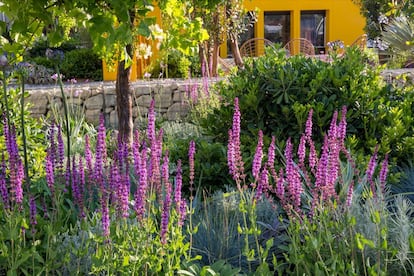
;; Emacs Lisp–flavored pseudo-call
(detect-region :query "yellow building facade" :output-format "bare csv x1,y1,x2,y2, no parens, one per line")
103,0,365,80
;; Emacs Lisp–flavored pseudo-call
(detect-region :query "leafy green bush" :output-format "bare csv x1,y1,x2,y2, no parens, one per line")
60,48,102,80
147,49,201,79
201,46,414,167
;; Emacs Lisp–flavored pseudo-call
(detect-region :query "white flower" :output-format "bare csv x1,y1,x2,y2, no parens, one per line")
136,43,152,60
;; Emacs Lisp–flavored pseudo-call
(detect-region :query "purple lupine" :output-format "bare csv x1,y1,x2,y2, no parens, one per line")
255,167,269,200
0,156,9,210
366,146,378,194
150,128,163,199
298,134,306,165
29,196,37,234
147,99,156,143
57,125,65,173
338,106,347,146
284,139,302,212
84,135,93,174
101,191,110,237
174,160,186,227
109,163,121,211
135,144,148,220
327,110,338,142
78,157,86,218
161,154,172,245
120,161,130,218
133,130,141,177
227,129,235,177
266,136,278,186
228,98,245,188
48,123,56,167
4,123,24,209
95,114,107,190
252,130,264,181
45,150,55,196
71,156,84,216
188,140,196,199
84,135,93,201
379,154,389,193
305,109,313,139
308,139,318,173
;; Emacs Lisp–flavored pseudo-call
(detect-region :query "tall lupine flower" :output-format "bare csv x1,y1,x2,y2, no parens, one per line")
366,145,378,194
4,122,24,209
147,99,156,143
252,130,264,182
132,130,141,177
326,111,341,195
101,191,110,237
57,125,65,174
135,144,148,220
77,157,86,218
266,136,278,184
255,167,269,200
303,109,318,172
284,138,302,212
337,106,347,147
84,135,93,201
174,160,186,227
379,154,389,193
227,129,235,177
161,153,172,245
109,163,121,210
48,123,56,167
228,98,245,188
95,114,107,189
314,136,329,192
119,143,130,218
45,149,55,196
150,128,163,199
346,181,354,207
71,156,85,217
29,196,37,234
298,135,306,165
188,140,196,200
0,156,9,210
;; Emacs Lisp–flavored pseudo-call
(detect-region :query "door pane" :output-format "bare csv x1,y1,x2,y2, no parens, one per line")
264,12,290,46
301,11,326,54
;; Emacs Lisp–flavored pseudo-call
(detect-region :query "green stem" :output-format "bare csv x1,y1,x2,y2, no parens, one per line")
19,75,30,188
2,70,10,128
55,66,71,185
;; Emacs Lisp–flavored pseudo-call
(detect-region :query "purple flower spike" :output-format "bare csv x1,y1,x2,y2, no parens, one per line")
174,160,186,227
379,154,388,193
135,144,148,220
0,156,9,210
188,140,196,199
161,154,172,245
29,196,37,234
252,130,264,181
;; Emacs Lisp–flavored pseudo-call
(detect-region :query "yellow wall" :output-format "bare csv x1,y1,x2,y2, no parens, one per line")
102,5,162,81
103,0,365,80
221,0,365,57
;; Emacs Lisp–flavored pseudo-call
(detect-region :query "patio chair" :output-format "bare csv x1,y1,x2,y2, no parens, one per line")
239,38,274,58
283,38,315,56
350,34,367,51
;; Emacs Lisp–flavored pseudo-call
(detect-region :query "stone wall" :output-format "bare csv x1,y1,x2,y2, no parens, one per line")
26,79,217,128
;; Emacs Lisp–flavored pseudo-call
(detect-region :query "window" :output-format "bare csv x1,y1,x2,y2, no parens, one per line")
264,12,290,46
301,11,326,54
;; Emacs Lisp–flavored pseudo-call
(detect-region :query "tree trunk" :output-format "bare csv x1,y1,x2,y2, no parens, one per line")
116,44,133,145
211,41,220,77
229,33,244,68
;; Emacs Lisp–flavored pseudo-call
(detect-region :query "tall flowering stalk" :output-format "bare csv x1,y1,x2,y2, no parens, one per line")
174,160,186,227
4,119,24,210
161,153,171,245
252,130,263,183
0,155,9,210
228,97,245,189
188,140,196,200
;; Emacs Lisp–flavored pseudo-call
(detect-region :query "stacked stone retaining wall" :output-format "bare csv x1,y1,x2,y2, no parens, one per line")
26,78,218,129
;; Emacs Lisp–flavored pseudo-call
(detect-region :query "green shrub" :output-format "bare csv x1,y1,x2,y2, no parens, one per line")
60,48,102,80
147,49,201,79
201,46,414,167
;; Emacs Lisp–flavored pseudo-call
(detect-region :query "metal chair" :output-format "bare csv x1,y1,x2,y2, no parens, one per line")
283,38,315,56
239,38,275,58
